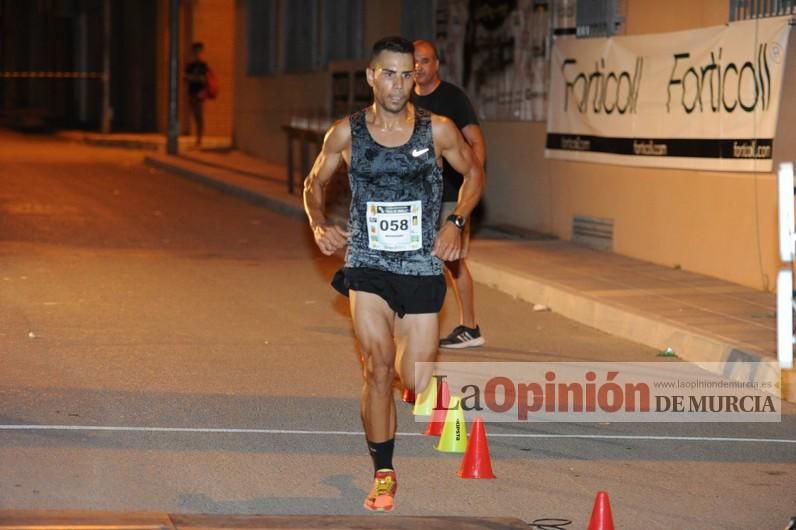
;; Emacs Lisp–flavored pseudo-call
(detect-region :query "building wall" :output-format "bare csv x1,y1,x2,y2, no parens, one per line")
187,0,235,138
364,0,401,51
111,0,159,132
232,0,795,291
155,2,167,133
233,2,325,160
234,0,400,162
154,0,234,137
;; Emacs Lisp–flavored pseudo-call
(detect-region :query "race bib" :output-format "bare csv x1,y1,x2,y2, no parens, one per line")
366,200,422,252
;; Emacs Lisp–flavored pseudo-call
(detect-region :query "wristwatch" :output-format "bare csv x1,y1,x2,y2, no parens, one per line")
447,214,466,230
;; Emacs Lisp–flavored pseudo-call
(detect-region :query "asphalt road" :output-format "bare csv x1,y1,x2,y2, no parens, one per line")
0,130,793,528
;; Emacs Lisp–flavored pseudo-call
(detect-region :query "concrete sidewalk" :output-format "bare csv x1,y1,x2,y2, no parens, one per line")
60,132,791,400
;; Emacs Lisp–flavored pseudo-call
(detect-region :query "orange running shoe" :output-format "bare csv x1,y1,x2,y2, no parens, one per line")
363,468,397,512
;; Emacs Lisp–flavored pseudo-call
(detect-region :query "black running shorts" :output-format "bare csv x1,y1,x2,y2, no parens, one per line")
332,267,446,317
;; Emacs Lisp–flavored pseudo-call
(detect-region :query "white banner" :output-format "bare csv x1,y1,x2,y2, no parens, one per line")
545,17,792,171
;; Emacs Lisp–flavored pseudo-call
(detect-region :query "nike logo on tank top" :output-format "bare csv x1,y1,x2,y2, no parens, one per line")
345,107,443,276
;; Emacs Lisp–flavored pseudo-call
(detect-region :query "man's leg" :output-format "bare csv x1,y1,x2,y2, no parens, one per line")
350,290,399,512
394,312,439,394
189,97,204,147
351,290,397,442
440,258,484,348
194,99,204,147
439,202,483,348
196,100,204,146
444,259,476,329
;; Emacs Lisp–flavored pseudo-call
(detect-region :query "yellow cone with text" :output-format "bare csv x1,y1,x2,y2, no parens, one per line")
435,396,467,453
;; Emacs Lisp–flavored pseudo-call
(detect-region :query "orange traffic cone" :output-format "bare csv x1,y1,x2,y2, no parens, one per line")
423,379,451,436
587,491,615,530
457,417,495,478
401,387,415,404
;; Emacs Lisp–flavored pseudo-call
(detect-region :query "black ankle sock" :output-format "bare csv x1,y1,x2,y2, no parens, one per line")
367,438,395,474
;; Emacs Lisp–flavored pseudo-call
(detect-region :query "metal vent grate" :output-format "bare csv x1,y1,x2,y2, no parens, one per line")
572,215,614,250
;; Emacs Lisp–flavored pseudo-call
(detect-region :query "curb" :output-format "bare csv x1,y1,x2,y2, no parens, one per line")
55,131,232,152
144,155,306,220
0,511,528,529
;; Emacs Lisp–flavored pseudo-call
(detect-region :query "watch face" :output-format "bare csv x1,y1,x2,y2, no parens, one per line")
448,214,465,228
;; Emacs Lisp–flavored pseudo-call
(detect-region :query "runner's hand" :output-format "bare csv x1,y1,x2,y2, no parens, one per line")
432,223,462,261
313,224,350,256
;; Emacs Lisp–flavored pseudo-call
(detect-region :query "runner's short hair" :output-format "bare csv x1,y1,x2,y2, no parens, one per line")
371,36,414,64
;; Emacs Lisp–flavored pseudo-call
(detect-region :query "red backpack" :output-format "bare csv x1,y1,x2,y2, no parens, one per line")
205,69,219,99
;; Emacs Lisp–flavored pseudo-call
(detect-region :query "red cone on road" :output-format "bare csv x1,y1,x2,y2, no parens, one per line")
423,379,451,436
401,387,415,404
457,416,495,479
587,491,615,530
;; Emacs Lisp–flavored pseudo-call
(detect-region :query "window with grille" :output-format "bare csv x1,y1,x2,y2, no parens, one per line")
322,0,364,65
246,0,278,75
284,0,320,73
402,0,435,41
250,1,365,75
575,0,624,38
730,0,796,20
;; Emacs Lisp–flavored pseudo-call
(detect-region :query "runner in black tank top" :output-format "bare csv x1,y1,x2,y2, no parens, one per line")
330,106,447,317
303,36,485,513
345,106,442,277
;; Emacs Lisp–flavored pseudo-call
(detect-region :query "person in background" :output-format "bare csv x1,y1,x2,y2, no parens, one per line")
184,41,208,148
412,39,487,349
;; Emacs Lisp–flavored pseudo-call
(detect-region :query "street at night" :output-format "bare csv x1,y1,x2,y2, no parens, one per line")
1,130,794,528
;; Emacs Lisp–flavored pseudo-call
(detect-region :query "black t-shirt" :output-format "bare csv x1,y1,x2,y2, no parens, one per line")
411,81,480,201
185,60,208,95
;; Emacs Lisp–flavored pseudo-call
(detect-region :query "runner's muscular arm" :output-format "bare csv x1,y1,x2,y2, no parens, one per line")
461,123,486,168
431,115,485,261
303,120,351,256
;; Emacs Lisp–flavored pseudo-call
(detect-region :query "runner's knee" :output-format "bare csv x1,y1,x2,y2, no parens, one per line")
364,360,395,393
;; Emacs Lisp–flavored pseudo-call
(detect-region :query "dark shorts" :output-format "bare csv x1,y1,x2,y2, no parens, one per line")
332,267,446,318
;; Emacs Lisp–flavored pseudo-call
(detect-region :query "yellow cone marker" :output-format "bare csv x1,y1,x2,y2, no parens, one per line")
412,377,438,416
435,396,468,453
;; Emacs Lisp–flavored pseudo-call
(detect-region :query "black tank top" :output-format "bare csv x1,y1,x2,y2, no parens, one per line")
344,107,443,276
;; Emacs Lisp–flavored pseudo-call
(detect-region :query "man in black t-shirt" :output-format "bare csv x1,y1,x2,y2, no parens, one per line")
412,39,487,349
184,42,208,148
